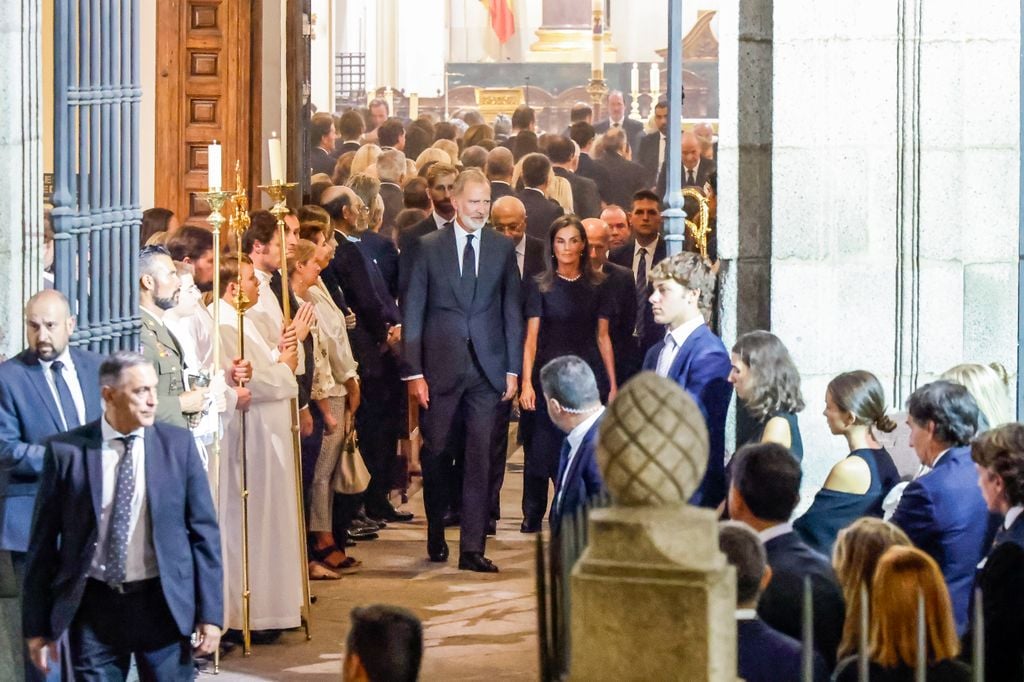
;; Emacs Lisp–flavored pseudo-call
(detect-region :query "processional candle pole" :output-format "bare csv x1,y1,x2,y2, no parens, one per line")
586,0,608,116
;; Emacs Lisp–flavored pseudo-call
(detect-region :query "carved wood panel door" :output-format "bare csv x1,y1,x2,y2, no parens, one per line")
155,0,260,224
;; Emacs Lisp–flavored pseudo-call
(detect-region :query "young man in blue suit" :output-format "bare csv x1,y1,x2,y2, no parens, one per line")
891,380,990,636
22,351,222,679
643,253,732,508
0,290,104,680
540,356,606,535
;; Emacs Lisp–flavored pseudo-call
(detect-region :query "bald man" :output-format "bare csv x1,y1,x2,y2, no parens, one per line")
0,290,104,678
582,219,641,384
656,131,716,199
491,196,545,286
600,205,632,250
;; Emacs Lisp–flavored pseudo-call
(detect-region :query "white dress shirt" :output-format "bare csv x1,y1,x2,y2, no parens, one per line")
655,317,705,377
433,211,455,231
757,522,793,544
631,237,660,280
453,223,482,276
514,238,526,277
39,348,87,429
89,417,158,582
555,407,605,509
1004,505,1024,530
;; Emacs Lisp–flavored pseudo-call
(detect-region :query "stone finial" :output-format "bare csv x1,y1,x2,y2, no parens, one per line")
597,371,709,506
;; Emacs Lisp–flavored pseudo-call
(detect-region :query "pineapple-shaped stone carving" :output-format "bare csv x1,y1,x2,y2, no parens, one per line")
597,371,709,506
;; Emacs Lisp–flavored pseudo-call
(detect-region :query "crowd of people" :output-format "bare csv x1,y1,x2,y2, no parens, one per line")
2,94,1022,682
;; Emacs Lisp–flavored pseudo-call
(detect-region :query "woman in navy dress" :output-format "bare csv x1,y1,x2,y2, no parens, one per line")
794,370,901,555
518,215,617,532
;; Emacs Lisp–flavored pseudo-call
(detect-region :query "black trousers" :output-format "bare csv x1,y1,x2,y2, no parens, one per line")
419,356,503,554
68,579,193,681
355,365,403,512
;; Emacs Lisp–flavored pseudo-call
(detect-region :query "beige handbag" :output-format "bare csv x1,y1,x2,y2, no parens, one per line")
333,429,371,495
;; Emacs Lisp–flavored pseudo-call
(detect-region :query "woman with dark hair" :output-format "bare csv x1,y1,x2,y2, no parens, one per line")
518,215,616,532
968,423,1024,680
794,371,902,554
729,331,805,459
141,206,178,244
833,546,971,681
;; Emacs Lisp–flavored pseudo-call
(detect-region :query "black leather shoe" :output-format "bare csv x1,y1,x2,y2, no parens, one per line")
487,519,497,536
367,502,414,523
428,530,449,562
458,552,499,573
442,510,461,527
347,529,379,542
520,520,542,534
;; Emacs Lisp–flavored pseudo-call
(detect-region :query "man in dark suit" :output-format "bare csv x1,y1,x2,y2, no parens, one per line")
594,91,644,156
540,356,606,534
729,443,845,671
570,122,613,206
608,190,668,360
334,110,364,156
402,169,524,572
0,290,103,680
397,162,460,298
348,173,401,299
376,117,406,153
582,218,639,386
637,101,669,187
376,149,407,241
643,253,732,508
498,104,536,151
486,147,515,203
309,112,339,177
320,186,411,524
657,130,717,198
718,521,828,682
547,135,601,219
22,351,222,678
516,153,564,241
891,381,990,635
596,128,649,210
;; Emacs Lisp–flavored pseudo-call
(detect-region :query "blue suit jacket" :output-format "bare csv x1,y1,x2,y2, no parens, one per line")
550,415,606,533
737,618,828,682
22,420,222,640
0,348,103,551
642,324,732,507
891,445,990,635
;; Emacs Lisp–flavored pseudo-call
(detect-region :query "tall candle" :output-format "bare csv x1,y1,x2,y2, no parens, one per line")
409,93,419,121
649,63,660,98
630,63,640,94
592,0,602,12
268,132,284,184
207,142,222,191
591,2,603,78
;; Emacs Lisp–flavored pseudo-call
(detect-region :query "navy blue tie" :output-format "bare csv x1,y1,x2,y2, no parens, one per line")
555,440,573,509
104,436,137,585
634,248,648,335
49,360,81,429
461,234,477,298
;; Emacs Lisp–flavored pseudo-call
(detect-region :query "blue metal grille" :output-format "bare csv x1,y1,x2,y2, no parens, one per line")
51,0,142,353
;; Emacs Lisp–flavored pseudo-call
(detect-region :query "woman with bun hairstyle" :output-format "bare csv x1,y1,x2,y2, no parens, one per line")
794,371,902,555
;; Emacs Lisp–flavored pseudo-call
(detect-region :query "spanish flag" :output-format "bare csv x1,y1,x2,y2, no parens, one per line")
482,0,515,44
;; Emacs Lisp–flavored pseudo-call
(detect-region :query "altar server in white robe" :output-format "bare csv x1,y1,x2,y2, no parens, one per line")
214,253,303,631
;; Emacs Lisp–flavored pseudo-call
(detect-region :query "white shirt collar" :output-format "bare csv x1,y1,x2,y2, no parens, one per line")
525,187,546,197
39,346,74,371
380,181,401,189
931,447,952,468
515,238,526,256
254,268,272,284
735,608,758,621
433,211,454,230
757,522,793,544
665,316,704,349
100,415,146,443
633,236,659,258
1005,505,1024,530
566,407,605,452
684,159,701,175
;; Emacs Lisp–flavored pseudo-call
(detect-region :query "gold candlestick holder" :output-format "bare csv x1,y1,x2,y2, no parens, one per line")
257,179,313,643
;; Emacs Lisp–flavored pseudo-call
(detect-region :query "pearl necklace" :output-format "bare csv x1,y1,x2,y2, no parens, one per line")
557,272,582,282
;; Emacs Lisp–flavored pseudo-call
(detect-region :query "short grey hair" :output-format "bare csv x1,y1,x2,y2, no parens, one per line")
100,350,152,387
138,244,172,278
718,521,766,605
376,149,406,182
539,355,599,411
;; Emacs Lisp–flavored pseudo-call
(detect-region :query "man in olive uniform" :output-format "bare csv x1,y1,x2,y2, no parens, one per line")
138,245,207,427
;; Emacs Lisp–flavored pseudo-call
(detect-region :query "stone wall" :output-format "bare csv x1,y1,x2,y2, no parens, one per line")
720,0,1020,505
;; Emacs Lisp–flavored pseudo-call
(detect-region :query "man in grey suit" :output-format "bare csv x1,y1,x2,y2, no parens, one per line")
402,169,524,572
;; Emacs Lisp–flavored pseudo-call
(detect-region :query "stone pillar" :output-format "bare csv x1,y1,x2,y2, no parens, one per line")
569,373,736,681
0,0,42,359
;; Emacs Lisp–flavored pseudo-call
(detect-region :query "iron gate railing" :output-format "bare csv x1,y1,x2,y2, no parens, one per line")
51,0,142,353
335,52,366,111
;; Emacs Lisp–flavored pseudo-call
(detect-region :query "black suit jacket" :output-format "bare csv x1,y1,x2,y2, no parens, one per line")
517,188,565,241
576,153,613,206
357,230,400,300
553,167,601,219
758,531,845,670
335,140,361,156
601,262,640,384
22,420,222,640
738,618,828,682
596,152,649,210
516,235,547,313
398,214,448,298
637,131,663,186
379,182,404,242
310,146,338,177
490,181,514,202
608,237,668,356
595,118,645,157
401,226,523,394
657,157,717,198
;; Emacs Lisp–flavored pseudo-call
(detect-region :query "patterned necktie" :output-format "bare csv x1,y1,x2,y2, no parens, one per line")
635,248,648,335
686,169,695,185
461,233,477,298
104,435,137,585
49,360,81,429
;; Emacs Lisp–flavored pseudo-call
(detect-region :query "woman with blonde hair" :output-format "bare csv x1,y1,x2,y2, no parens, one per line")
350,143,381,177
833,546,971,680
414,147,449,173
431,138,459,165
941,362,1012,430
794,371,902,554
831,518,912,660
729,331,805,459
510,158,574,213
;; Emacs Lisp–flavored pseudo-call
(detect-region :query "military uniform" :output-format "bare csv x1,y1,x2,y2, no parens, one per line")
140,307,189,428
